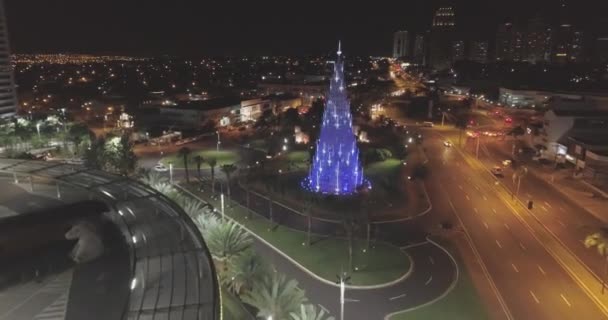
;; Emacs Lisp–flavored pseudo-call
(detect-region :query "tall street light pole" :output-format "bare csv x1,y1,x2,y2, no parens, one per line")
216,131,221,151
36,122,41,139
169,162,173,184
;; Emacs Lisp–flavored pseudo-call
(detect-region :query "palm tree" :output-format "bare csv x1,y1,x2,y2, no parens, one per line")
242,273,307,320
207,157,218,194
221,164,238,199
193,155,205,179
222,249,271,296
291,304,335,320
585,229,608,293
178,147,192,183
199,216,252,269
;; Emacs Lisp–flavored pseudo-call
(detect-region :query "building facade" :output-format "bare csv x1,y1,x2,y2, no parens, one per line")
413,34,426,65
0,0,17,118
393,31,409,59
451,40,465,62
524,16,553,63
429,6,456,70
495,22,525,62
469,41,488,63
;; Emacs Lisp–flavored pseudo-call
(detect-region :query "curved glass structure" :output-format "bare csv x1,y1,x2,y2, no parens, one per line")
305,43,366,195
0,159,220,320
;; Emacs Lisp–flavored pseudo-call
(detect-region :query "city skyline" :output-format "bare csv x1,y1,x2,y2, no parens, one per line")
5,0,608,56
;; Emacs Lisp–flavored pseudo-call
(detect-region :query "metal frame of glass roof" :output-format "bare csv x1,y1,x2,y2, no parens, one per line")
0,159,220,320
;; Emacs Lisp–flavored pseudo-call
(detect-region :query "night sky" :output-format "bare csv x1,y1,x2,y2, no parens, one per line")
6,0,608,56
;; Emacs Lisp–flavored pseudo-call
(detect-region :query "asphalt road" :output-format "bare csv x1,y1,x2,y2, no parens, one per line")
416,126,607,320
466,110,608,303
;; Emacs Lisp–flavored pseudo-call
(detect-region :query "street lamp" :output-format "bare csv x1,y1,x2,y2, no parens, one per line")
216,130,221,151
36,122,41,139
221,192,225,221
169,162,173,184
336,273,351,320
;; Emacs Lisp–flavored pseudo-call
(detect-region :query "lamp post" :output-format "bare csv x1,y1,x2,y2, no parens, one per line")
169,162,173,184
336,273,351,320
221,192,225,221
36,122,41,139
216,130,221,151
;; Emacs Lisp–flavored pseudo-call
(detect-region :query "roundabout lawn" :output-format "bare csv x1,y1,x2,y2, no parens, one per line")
181,184,411,287
161,149,240,168
387,242,490,320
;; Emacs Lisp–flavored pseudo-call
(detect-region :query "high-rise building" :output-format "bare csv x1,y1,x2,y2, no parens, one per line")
429,6,456,70
495,22,525,62
552,24,585,64
393,31,409,59
469,41,488,63
413,34,426,65
593,36,608,65
0,0,17,118
524,16,553,63
451,40,465,62
305,43,365,195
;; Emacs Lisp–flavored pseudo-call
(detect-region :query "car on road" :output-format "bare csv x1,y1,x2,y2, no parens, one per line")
502,159,512,167
422,121,434,127
154,163,169,172
444,140,453,147
491,166,504,177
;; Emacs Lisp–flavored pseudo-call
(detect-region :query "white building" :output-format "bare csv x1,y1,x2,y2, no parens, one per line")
499,87,608,109
393,31,409,59
0,0,17,118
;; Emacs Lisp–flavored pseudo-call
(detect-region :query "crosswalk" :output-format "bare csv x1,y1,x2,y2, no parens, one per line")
33,293,69,320
33,271,73,320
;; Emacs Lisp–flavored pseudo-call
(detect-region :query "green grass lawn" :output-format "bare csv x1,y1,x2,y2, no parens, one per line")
183,184,411,286
387,243,490,320
161,149,240,168
221,287,253,320
365,158,403,177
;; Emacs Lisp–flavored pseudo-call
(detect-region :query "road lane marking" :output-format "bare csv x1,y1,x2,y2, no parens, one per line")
458,185,463,190
538,265,546,275
561,294,571,307
530,290,540,304
504,223,510,230
496,240,503,249
390,293,407,301
344,298,360,302
511,263,519,273
319,305,330,313
492,208,497,214
544,201,552,208
484,222,489,229
483,195,488,201
558,220,566,228
429,257,435,265
474,208,478,214
541,205,548,212
559,206,566,212
425,276,433,285
519,242,527,251
466,194,470,201
526,193,532,198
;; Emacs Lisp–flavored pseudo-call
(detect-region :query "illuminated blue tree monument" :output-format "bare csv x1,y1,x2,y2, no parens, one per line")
304,43,366,195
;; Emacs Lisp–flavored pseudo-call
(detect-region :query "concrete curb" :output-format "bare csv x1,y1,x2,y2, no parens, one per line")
383,237,460,320
175,184,415,290
372,182,432,224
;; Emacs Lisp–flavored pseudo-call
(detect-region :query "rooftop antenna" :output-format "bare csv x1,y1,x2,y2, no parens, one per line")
337,40,342,56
